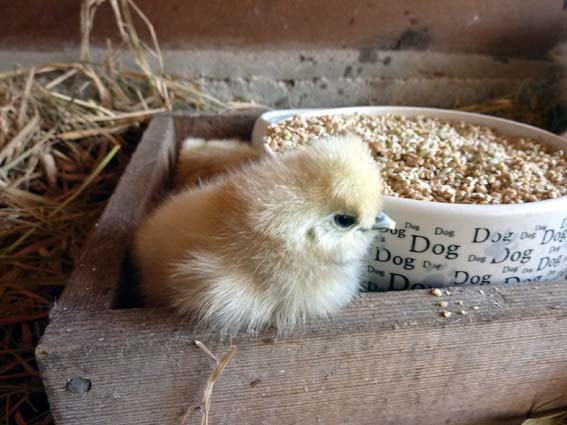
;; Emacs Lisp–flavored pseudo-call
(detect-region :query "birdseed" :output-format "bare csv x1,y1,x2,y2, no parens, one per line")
438,301,449,307
430,288,443,297
441,311,452,318
264,114,567,204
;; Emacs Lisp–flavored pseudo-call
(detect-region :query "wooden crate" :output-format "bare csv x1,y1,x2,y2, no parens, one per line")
37,111,567,425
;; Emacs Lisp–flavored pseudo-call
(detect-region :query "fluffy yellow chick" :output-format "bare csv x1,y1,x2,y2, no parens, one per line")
134,135,393,335
175,138,259,188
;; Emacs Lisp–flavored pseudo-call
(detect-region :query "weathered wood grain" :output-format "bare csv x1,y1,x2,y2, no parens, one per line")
56,114,176,311
37,111,567,425
172,108,267,143
39,282,567,425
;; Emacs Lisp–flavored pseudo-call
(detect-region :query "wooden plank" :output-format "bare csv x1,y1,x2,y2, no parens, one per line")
56,115,176,311
171,108,267,142
2,0,565,58
38,281,567,425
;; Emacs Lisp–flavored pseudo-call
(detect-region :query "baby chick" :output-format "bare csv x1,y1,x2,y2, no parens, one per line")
134,135,393,335
175,137,259,188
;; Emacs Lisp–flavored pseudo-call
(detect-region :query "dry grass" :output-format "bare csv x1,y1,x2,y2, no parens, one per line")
0,1,227,423
179,341,237,425
458,80,567,134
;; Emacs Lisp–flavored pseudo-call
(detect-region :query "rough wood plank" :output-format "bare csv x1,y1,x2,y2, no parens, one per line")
38,282,567,425
57,115,176,311
171,108,267,142
2,0,564,58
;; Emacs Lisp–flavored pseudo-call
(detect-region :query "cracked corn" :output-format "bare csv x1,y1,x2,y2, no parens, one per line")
264,114,567,204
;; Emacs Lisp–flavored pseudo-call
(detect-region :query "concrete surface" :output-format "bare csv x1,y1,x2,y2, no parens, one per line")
0,48,561,108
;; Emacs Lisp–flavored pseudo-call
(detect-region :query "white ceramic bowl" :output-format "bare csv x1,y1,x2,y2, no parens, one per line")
252,107,567,290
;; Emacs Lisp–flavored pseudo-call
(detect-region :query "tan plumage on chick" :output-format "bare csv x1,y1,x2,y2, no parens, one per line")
175,138,259,188
134,135,389,335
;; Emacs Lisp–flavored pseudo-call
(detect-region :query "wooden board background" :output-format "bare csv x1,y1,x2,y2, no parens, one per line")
37,112,567,425
2,0,566,58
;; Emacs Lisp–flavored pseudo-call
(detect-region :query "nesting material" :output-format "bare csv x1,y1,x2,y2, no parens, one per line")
1,0,226,292
264,114,567,204
0,0,227,422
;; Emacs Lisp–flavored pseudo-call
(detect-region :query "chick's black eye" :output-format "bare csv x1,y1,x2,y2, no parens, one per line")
334,214,357,228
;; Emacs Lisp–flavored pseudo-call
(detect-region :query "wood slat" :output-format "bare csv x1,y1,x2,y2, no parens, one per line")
57,114,175,311
39,282,567,425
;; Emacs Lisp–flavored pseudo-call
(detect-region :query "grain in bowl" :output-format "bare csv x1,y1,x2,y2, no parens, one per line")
252,107,567,290
263,114,567,204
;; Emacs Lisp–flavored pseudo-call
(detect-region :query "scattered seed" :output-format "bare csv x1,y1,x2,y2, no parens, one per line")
458,309,468,315
441,311,452,318
438,301,448,307
456,300,464,306
431,288,443,297
471,306,480,310
445,290,452,296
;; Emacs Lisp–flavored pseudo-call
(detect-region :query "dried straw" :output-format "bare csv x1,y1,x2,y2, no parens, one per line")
458,80,566,133
521,410,567,425
179,341,237,425
0,1,227,423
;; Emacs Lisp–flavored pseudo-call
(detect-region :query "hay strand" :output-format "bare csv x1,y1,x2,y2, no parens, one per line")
179,342,237,425
1,1,227,423
458,80,566,133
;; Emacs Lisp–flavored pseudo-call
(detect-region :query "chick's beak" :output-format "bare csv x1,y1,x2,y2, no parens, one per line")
372,212,396,230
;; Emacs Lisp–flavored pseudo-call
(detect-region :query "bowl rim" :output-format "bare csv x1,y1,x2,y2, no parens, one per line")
253,106,567,214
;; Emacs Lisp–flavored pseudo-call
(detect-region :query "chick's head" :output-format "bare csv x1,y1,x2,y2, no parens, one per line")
250,135,384,265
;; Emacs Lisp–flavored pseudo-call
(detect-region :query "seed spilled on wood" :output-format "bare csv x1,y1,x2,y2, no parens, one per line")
430,288,443,297
438,301,449,307
441,311,452,318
